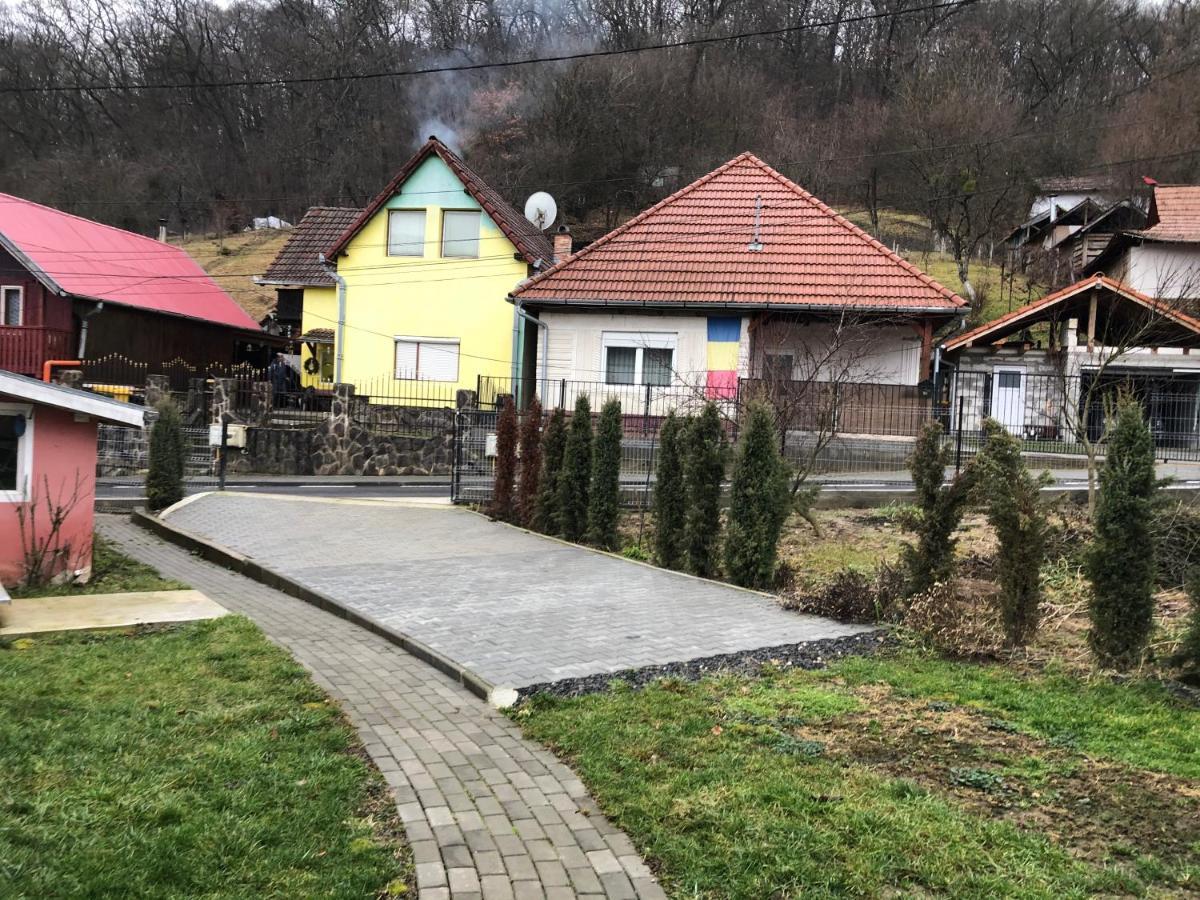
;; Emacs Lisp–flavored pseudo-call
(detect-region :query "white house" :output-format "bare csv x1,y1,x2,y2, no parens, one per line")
509,152,966,419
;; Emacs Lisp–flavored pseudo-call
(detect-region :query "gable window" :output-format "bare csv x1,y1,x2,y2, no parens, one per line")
602,332,677,387
395,336,460,382
441,210,480,258
387,210,426,257
1,286,22,326
0,406,31,500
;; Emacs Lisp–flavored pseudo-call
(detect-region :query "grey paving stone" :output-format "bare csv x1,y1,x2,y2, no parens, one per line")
160,494,872,688
97,516,666,900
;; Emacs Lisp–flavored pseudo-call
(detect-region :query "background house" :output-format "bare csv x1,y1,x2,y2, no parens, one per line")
0,194,274,379
509,152,965,420
0,371,143,587
275,137,554,398
1086,184,1200,302
941,275,1200,445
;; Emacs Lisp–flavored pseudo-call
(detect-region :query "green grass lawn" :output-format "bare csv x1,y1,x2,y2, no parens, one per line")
10,534,187,599
0,617,410,898
517,655,1199,898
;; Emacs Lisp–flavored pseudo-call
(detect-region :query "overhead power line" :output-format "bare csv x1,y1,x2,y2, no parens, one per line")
0,0,983,95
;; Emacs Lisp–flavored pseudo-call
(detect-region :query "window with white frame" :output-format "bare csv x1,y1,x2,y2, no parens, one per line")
602,332,677,386
441,210,481,258
1,286,22,326
387,209,426,256
394,337,460,382
0,405,32,500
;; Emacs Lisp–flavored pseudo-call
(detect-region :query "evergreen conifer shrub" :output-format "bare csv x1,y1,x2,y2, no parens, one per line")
586,398,623,549
489,396,518,521
974,418,1052,646
1087,396,1158,669
558,395,593,541
146,400,186,512
724,400,791,588
652,412,687,569
901,421,972,595
516,398,543,527
684,402,726,577
532,408,567,534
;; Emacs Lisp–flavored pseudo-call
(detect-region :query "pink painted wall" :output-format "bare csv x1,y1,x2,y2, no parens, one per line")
0,405,98,587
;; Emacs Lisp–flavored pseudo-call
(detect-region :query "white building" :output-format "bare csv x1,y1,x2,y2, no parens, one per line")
1087,184,1200,301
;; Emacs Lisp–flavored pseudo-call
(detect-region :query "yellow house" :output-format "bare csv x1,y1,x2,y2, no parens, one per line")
263,137,554,399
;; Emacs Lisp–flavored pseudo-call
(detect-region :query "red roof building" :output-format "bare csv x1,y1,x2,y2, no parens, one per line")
1085,185,1200,300
510,153,964,400
0,194,269,377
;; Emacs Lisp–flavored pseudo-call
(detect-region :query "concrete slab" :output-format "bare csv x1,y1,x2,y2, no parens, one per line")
0,589,228,636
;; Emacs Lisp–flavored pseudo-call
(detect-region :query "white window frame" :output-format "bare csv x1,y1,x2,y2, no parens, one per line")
386,209,427,257
601,331,678,386
440,210,481,259
394,336,461,382
0,403,34,503
1,285,23,327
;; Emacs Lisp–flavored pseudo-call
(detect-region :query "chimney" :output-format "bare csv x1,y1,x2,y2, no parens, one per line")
553,225,572,264
157,218,168,243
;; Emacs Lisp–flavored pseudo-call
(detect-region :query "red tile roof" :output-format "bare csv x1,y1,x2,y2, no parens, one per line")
942,274,1200,351
512,153,965,312
1136,185,1200,242
0,193,259,330
262,207,362,286
327,137,553,265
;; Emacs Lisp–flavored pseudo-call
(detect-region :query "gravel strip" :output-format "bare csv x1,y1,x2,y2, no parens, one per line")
516,630,890,700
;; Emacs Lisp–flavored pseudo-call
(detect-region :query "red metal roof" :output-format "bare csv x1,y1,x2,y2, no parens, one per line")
0,193,260,330
1136,185,1200,242
512,152,965,312
327,137,554,265
942,274,1200,351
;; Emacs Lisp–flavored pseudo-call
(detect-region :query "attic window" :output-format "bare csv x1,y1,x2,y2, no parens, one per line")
442,211,480,258
387,210,426,257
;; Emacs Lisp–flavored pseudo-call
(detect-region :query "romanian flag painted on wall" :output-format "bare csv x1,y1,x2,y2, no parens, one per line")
705,316,740,399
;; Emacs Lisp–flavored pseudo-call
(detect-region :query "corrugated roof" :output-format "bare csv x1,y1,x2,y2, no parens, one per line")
0,193,259,331
512,153,965,312
262,207,361,286
328,137,554,266
1036,175,1120,194
942,274,1200,351
1135,185,1200,242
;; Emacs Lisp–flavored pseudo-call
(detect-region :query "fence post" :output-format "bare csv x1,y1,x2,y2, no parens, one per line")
218,420,228,491
955,395,965,475
559,379,566,410
642,383,652,437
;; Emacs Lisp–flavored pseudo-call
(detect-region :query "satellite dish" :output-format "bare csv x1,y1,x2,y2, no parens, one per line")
524,192,558,231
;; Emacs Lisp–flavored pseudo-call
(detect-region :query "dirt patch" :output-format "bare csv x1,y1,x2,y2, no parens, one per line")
785,684,1200,869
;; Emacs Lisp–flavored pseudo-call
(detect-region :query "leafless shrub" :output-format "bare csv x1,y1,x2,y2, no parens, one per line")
16,472,89,589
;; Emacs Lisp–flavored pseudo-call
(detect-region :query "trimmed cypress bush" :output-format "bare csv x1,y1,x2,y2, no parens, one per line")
532,408,567,534
901,421,972,595
1087,396,1158,670
974,418,1052,647
652,412,687,569
587,398,623,549
146,400,186,512
684,402,726,577
516,398,543,527
558,395,593,541
724,400,791,589
489,396,518,521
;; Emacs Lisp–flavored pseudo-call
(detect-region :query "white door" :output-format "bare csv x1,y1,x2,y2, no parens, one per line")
991,367,1026,436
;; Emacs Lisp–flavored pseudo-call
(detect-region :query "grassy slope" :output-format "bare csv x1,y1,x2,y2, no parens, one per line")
518,658,1197,898
0,616,408,898
173,230,290,321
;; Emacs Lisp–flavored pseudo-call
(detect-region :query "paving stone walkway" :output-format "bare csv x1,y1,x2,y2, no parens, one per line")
98,516,666,900
162,493,873,689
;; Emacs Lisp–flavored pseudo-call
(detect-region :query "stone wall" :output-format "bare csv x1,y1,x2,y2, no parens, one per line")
225,427,315,476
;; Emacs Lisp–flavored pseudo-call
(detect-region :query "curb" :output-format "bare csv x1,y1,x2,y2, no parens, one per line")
130,509,507,707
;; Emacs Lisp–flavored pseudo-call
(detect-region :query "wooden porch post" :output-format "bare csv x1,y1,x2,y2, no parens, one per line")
917,319,934,381
1087,291,1098,352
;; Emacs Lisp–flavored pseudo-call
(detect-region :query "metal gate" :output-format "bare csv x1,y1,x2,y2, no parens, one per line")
451,408,498,505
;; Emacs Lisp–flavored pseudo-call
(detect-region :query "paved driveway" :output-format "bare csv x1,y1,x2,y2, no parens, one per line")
164,493,872,688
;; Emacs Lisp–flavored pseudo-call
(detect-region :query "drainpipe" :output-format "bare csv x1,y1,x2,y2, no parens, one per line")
511,299,549,403
320,254,347,384
77,301,104,358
